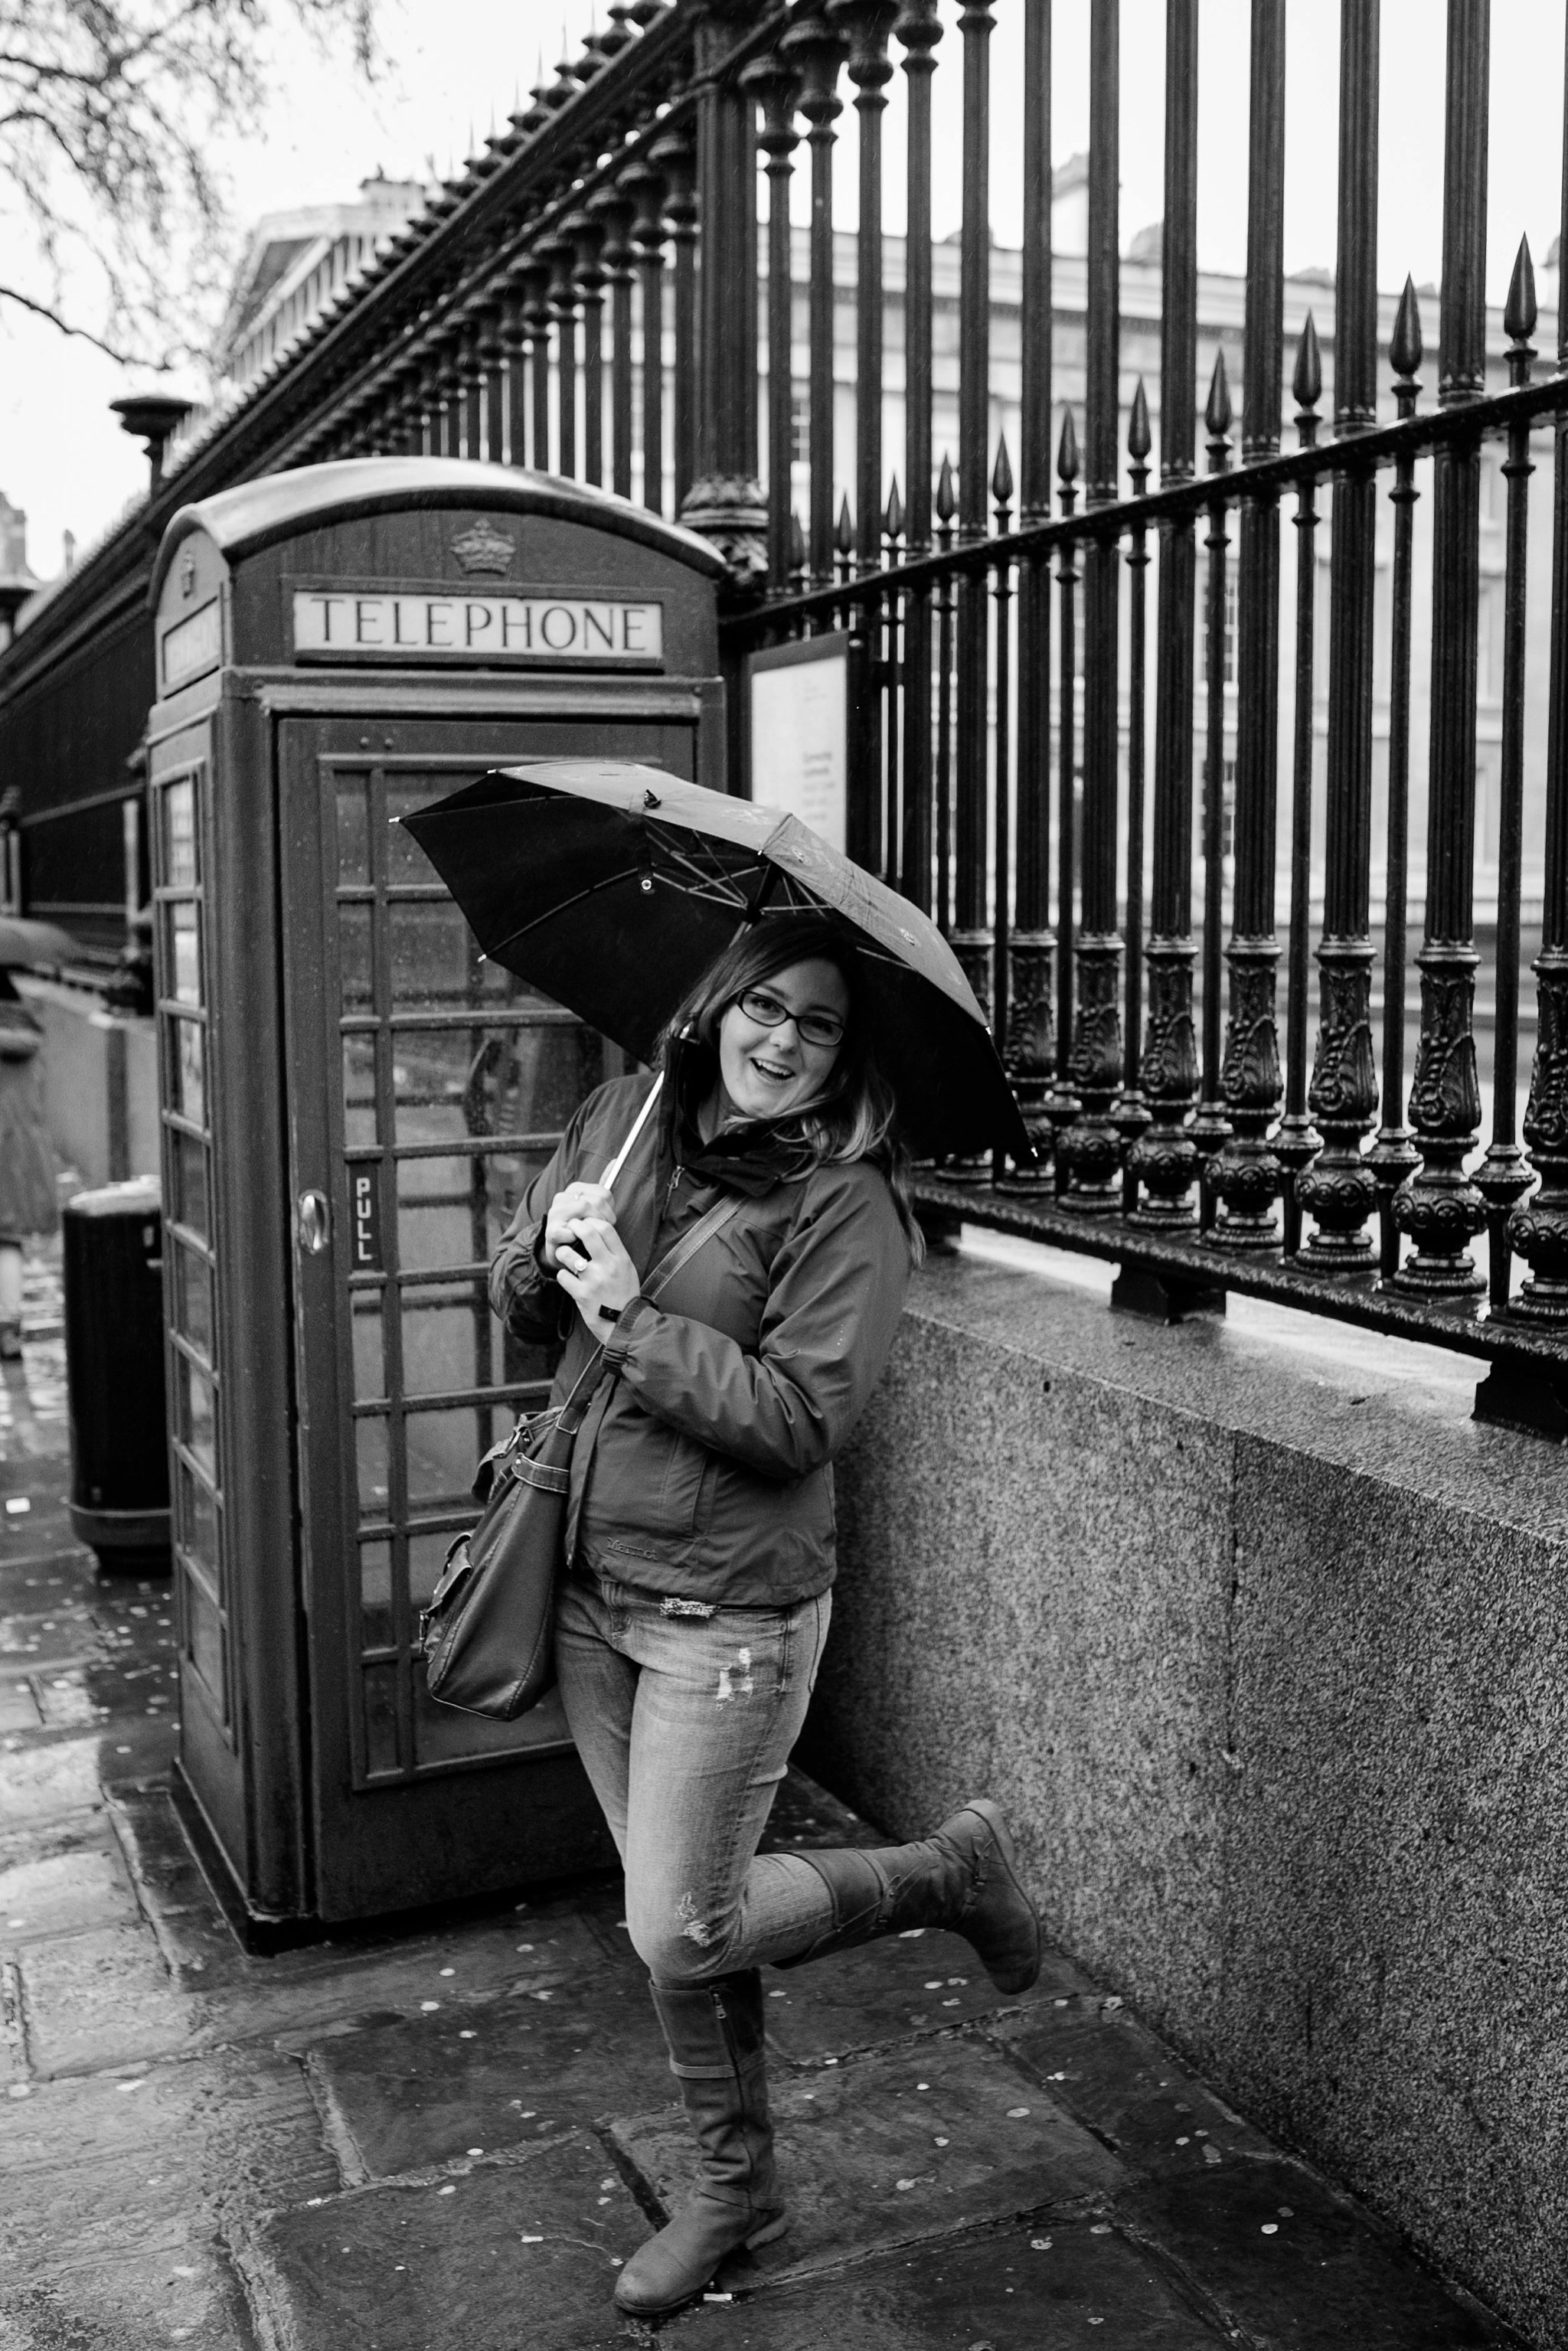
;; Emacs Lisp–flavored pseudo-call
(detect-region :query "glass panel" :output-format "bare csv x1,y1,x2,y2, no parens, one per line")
342,1033,378,1145
392,1025,597,1146
359,1539,394,1649
172,1241,213,1360
351,1292,386,1402
170,1132,208,1239
338,903,374,1014
178,1460,219,1574
410,1527,460,1613
416,1678,571,1768
176,1354,216,1480
385,779,444,883
336,776,370,886
356,1414,390,1520
163,779,197,889
395,1149,554,1274
400,1287,499,1399
167,1017,205,1128
362,1662,402,1776
387,900,525,1012
167,903,201,1006
403,1407,480,1514
184,1571,226,1709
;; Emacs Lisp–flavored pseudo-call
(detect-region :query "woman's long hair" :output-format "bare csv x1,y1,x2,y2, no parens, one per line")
662,913,924,1260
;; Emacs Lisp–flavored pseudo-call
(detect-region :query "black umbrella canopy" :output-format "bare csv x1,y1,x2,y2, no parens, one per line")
401,761,1029,1163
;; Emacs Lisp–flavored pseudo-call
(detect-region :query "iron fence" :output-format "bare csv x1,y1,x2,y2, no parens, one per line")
15,0,1568,1429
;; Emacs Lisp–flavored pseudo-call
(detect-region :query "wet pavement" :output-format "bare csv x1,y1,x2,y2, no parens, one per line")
0,1252,1527,2349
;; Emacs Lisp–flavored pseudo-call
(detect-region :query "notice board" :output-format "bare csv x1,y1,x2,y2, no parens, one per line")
746,632,851,853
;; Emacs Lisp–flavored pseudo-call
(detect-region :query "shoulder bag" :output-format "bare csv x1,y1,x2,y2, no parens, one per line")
422,1082,740,1720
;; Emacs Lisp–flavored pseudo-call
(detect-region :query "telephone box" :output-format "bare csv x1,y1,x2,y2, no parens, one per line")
144,459,726,1927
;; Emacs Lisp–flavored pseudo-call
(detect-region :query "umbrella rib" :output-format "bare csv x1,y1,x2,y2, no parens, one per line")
484,864,648,959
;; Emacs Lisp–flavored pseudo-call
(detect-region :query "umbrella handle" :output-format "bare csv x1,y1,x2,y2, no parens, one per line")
601,1071,664,1196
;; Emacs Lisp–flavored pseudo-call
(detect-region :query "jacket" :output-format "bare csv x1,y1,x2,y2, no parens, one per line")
488,1069,913,1607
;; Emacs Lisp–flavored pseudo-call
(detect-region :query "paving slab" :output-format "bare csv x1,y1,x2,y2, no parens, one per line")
304,1971,679,2180
0,1732,109,1826
0,2215,255,2351
613,2033,1124,2291
996,1998,1274,2173
1116,2158,1511,2350
660,2218,1226,2349
0,1827,140,1942
14,1918,197,2072
762,1925,1094,2064
237,2129,645,2351
1,2046,337,2272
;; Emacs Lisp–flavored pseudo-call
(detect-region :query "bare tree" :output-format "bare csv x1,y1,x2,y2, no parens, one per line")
0,0,379,367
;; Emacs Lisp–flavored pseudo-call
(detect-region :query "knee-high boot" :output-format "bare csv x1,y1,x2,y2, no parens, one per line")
777,1797,1040,1993
612,1968,788,2320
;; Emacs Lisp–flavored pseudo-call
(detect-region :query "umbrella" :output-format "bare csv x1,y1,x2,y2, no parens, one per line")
400,759,1029,1162
0,915,80,969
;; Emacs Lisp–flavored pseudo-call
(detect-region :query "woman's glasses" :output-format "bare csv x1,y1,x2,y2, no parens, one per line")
736,987,846,1050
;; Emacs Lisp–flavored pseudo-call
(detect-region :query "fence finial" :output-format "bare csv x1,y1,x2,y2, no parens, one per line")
1292,312,1321,415
1391,276,1423,384
1505,234,1538,348
1204,348,1233,444
991,433,1013,512
1056,407,1080,487
1128,378,1152,468
936,450,956,528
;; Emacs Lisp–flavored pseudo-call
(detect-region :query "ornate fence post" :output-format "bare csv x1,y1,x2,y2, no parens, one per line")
782,3,848,588
1367,279,1425,1271
1129,0,1200,1229
1297,0,1380,1269
897,0,942,920
1060,0,1124,1213
1210,0,1285,1249
1004,0,1055,1178
744,49,803,589
1474,240,1540,1308
951,0,996,1024
680,1,766,587
1391,0,1491,1293
1192,350,1234,1228
1114,383,1153,1200
1045,410,1082,1177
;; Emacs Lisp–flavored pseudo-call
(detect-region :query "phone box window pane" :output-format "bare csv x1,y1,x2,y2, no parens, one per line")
359,1539,394,1650
400,1288,498,1399
392,1025,596,1148
387,901,520,1012
403,1406,481,1514
178,1355,217,1480
164,781,198,888
173,1242,213,1360
362,1661,402,1776
168,903,201,1006
171,1132,207,1239
409,1527,460,1611
385,778,443,883
168,1017,205,1128
341,1034,378,1148
351,1293,386,1403
178,1460,220,1573
356,1414,390,1521
336,778,370,886
184,1571,226,1712
338,902,374,1014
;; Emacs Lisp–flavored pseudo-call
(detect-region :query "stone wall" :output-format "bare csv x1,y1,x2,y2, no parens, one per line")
812,1241,1567,2350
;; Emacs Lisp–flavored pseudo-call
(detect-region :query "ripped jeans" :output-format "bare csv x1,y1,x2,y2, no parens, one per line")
555,1567,839,1990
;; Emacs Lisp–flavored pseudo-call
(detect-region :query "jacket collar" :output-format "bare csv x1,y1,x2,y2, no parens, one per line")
662,1033,818,1197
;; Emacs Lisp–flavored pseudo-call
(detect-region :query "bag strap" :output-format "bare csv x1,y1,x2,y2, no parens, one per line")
552,1189,744,1438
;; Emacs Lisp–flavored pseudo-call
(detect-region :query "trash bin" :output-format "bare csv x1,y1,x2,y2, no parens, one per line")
63,1175,170,1570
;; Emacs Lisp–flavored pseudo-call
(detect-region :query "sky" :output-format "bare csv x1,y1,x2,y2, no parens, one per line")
3,0,1564,585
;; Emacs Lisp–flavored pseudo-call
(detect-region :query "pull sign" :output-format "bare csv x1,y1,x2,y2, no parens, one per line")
350,1170,383,1272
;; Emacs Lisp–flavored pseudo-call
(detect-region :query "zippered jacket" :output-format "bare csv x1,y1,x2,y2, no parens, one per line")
488,1071,913,1606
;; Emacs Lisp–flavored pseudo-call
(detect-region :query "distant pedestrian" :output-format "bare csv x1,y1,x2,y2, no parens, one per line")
489,914,1041,2321
0,971,57,1357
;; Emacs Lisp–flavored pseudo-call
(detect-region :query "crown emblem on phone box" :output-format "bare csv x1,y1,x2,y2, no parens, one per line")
450,520,517,576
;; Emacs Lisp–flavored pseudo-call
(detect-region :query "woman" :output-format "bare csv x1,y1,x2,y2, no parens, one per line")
488,913,1040,2320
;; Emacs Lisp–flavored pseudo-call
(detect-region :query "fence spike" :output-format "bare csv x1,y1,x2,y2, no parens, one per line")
1505,233,1537,347
936,449,956,525
1292,311,1321,413
991,432,1013,508
1391,275,1423,381
1056,405,1080,484
884,473,904,541
835,491,854,554
1128,377,1152,465
1204,348,1232,441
